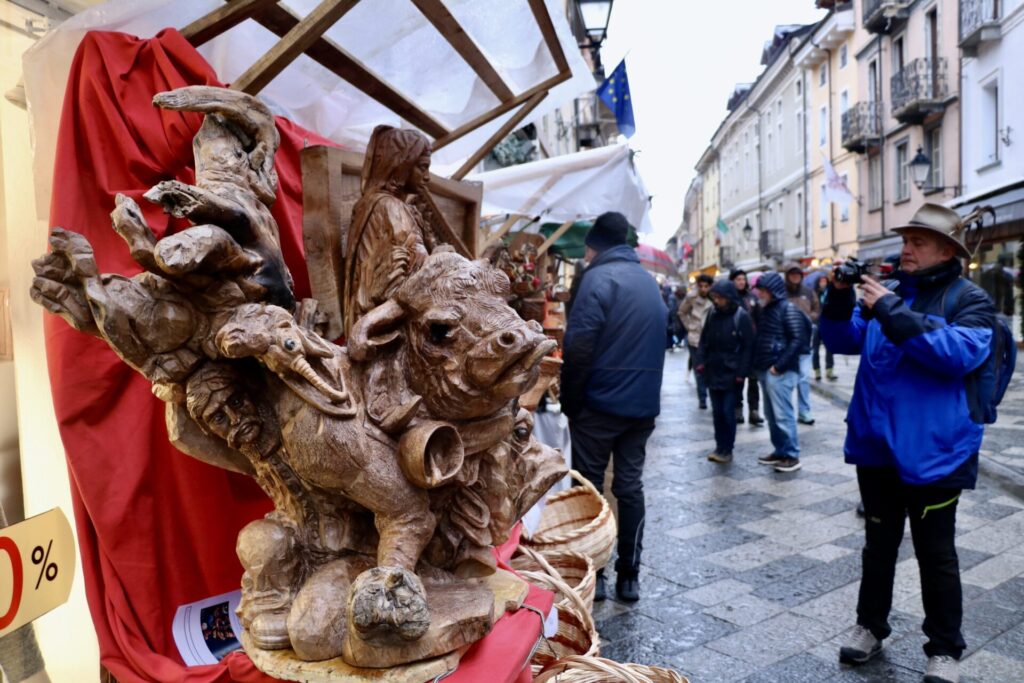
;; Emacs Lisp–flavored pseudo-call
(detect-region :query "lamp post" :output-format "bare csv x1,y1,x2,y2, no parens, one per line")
742,219,753,240
909,146,960,194
576,0,614,79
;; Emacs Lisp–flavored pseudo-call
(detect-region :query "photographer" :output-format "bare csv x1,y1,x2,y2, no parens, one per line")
819,204,996,683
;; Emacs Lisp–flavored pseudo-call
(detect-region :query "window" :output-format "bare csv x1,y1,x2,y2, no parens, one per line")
981,79,1000,165
895,140,909,201
868,153,882,209
839,44,848,69
868,59,878,103
819,63,827,87
926,127,943,189
840,174,850,221
795,110,803,152
819,106,828,146
892,35,905,74
766,205,774,232
777,200,785,233
840,90,849,117
766,133,773,170
795,190,804,236
796,79,802,98
820,183,828,227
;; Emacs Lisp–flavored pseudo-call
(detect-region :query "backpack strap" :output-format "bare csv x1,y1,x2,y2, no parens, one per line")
938,278,968,323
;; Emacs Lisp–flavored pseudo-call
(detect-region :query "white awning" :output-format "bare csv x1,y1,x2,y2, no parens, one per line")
21,0,595,217
467,143,654,233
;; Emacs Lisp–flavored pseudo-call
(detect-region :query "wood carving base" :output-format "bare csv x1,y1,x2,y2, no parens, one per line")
242,570,530,681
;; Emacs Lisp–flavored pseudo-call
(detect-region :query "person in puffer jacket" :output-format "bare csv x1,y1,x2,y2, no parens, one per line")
751,271,810,473
694,279,755,464
820,203,996,683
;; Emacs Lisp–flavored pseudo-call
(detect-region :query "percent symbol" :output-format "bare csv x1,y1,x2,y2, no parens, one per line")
31,540,58,590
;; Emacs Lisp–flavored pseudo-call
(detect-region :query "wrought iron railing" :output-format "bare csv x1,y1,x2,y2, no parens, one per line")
719,246,735,267
960,0,1000,43
863,0,907,29
891,58,948,119
758,230,783,259
841,101,882,149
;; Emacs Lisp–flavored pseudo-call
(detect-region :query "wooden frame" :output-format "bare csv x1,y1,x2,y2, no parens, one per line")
182,0,574,175
300,146,482,340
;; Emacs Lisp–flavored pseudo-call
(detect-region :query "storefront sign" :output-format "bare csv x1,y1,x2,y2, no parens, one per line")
0,508,75,637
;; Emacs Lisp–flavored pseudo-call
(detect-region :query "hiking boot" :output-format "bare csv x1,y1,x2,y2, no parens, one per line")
699,401,708,410
827,368,838,381
594,572,607,602
774,457,802,473
814,369,822,381
798,416,816,426
758,453,786,466
839,625,882,665
708,452,733,463
735,408,745,424
749,411,764,426
924,655,959,683
616,575,640,602
856,502,866,517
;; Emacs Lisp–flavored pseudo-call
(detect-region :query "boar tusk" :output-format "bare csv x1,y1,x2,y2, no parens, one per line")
289,356,350,404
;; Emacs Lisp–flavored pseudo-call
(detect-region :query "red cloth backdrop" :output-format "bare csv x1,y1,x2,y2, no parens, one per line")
46,29,550,683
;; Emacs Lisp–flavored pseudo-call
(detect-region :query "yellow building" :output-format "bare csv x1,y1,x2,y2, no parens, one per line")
697,149,720,271
795,3,864,263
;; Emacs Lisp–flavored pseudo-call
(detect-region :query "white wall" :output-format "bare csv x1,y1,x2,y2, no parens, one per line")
960,1,1024,196
0,4,100,680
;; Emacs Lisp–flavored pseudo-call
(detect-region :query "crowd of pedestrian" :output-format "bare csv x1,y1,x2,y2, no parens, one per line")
558,203,1012,683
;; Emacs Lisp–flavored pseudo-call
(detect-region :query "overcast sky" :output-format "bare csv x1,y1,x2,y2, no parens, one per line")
599,1,828,248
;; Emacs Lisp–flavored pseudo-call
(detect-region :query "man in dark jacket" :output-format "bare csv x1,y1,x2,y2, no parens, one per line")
821,204,996,683
695,280,755,464
561,212,667,603
752,272,810,472
784,263,820,425
729,269,763,426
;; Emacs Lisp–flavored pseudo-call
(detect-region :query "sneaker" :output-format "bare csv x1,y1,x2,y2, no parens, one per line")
798,416,816,426
774,457,802,472
758,453,786,465
594,572,607,603
814,370,822,381
855,502,866,517
615,575,640,602
749,411,764,426
699,401,708,410
827,368,838,381
708,452,733,463
735,409,745,425
839,625,882,665
924,655,959,683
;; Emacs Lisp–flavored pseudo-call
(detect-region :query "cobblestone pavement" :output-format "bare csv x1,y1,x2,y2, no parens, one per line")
593,350,1024,682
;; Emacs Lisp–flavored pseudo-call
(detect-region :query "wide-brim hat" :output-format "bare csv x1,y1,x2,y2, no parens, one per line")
891,203,972,259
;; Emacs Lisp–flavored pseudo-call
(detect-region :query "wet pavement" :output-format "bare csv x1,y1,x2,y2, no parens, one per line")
592,350,1024,682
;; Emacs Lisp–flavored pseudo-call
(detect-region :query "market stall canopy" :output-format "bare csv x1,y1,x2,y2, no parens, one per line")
536,220,639,260
21,0,596,217
468,142,655,235
636,243,678,278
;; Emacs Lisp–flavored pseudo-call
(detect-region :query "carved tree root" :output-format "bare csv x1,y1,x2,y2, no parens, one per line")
348,566,430,643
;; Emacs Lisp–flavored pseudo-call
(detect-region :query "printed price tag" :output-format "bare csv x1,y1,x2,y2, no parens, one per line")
0,508,76,637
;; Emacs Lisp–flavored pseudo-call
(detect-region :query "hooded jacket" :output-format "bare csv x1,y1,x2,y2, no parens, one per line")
783,263,822,323
752,272,810,372
561,245,668,419
678,288,713,346
694,280,756,390
820,258,995,487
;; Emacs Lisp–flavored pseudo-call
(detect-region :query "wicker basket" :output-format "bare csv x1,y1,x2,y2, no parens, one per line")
529,570,599,676
522,470,617,570
511,545,596,614
534,655,690,683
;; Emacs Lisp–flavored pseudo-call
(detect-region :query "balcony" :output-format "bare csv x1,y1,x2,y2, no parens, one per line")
758,230,783,261
891,58,949,124
863,0,910,33
718,246,735,268
959,0,1001,57
842,101,883,153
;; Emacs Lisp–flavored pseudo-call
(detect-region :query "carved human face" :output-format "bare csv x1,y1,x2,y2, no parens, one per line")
899,229,956,273
405,152,431,193
201,385,262,449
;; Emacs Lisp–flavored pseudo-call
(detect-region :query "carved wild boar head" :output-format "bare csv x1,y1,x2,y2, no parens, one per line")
349,251,556,421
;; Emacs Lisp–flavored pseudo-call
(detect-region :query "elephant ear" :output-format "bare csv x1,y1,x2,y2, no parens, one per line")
297,325,335,359
348,299,406,362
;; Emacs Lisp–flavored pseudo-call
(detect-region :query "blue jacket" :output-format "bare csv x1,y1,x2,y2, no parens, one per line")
752,272,810,373
820,259,995,487
561,245,667,419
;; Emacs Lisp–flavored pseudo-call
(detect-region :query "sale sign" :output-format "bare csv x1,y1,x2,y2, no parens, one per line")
0,508,75,638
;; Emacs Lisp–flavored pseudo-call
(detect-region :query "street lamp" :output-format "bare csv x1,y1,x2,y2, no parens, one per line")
578,0,613,45
908,146,961,194
742,220,753,240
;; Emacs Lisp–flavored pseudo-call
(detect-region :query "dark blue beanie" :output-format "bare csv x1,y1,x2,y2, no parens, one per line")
585,212,630,252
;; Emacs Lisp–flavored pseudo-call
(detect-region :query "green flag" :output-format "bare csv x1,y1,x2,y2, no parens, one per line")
716,218,729,234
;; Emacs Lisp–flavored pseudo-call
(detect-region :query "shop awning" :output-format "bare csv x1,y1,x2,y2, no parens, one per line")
468,143,654,235
535,220,639,260
22,0,596,217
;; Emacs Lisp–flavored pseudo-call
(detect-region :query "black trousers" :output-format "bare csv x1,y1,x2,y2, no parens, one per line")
856,466,966,659
811,325,834,372
736,375,760,413
569,407,655,577
709,387,738,455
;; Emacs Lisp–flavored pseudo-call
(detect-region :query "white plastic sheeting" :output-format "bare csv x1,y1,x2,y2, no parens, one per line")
468,142,653,233
21,0,595,217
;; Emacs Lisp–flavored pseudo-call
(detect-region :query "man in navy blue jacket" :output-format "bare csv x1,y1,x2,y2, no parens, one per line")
821,204,995,683
561,212,667,602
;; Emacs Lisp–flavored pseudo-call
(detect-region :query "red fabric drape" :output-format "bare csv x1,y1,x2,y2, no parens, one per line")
47,29,549,682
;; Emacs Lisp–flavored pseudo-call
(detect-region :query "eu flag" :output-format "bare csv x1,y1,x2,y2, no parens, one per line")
597,59,635,138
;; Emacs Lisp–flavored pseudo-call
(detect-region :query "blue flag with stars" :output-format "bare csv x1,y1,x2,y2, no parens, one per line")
597,59,635,138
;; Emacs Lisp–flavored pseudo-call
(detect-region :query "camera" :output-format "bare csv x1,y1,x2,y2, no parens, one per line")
834,257,870,285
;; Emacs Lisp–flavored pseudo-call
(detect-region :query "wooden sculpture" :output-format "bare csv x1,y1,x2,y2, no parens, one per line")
30,86,565,676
